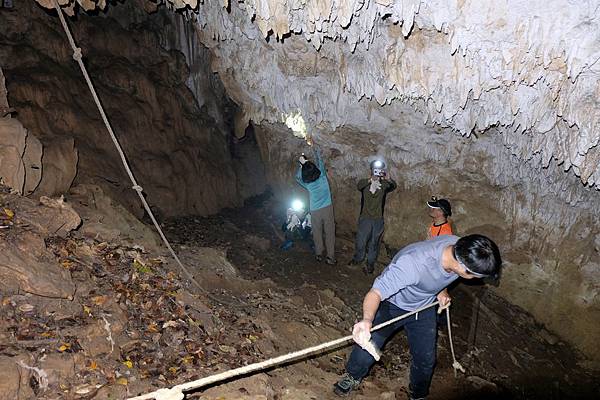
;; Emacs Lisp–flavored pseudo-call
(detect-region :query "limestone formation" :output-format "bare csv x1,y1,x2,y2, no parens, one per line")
40,0,600,190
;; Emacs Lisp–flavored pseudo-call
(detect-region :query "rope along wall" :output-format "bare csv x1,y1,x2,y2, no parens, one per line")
50,0,201,288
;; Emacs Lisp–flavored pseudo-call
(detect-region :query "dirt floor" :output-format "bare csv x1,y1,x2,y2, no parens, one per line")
1,188,598,399
163,192,600,400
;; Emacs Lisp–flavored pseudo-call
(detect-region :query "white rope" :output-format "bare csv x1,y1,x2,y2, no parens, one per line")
51,0,200,288
445,306,466,376
128,301,464,400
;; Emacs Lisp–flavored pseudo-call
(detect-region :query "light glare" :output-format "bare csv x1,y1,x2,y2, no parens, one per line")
291,199,304,212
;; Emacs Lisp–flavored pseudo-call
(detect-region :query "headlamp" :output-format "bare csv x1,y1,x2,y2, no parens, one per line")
291,199,304,212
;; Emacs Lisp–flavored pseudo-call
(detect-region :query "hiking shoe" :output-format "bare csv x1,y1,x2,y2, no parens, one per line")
347,258,362,267
333,373,361,396
315,255,324,262
326,257,337,265
363,263,375,275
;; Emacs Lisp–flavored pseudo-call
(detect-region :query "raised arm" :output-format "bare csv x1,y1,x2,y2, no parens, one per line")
295,165,306,188
313,148,326,171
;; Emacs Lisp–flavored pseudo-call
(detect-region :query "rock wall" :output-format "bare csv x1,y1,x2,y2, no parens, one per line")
0,0,265,217
0,68,43,195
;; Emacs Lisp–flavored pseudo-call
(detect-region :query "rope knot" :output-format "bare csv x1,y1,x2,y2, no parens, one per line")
72,47,83,62
132,185,144,192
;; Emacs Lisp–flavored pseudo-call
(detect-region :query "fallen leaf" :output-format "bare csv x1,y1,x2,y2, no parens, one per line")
218,345,236,354
147,323,159,333
116,377,128,385
58,343,71,352
167,271,177,280
168,366,179,374
60,260,74,269
182,355,194,364
123,360,133,369
3,208,14,218
89,360,98,370
74,384,96,395
91,295,108,306
18,303,35,313
83,305,92,316
162,320,178,329
133,259,152,274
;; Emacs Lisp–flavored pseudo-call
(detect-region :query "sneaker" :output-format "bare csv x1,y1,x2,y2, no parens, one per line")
333,373,361,396
326,257,337,265
315,255,324,262
363,263,375,275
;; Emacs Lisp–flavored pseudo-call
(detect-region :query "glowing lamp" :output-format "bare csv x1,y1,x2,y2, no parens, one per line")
291,199,304,212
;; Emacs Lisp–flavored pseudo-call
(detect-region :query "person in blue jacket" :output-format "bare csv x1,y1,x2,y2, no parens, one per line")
295,147,336,265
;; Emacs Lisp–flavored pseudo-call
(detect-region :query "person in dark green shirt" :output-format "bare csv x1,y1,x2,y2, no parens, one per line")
349,160,397,274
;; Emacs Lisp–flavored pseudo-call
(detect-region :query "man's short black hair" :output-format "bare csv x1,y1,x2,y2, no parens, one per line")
301,161,321,183
454,234,502,278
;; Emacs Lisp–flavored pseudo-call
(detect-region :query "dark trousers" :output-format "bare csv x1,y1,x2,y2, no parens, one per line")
346,301,437,399
352,217,385,265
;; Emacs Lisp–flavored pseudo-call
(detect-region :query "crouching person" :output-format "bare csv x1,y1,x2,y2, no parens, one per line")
334,234,501,399
280,200,312,250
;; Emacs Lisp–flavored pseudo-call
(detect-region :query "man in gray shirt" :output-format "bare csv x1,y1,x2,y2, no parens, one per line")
334,234,501,399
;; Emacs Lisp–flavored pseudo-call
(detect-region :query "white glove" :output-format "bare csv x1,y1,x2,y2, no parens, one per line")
286,214,301,231
352,320,381,361
352,320,372,348
299,155,308,165
369,179,382,194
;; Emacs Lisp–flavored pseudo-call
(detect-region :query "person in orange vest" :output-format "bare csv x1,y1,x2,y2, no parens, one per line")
427,197,453,239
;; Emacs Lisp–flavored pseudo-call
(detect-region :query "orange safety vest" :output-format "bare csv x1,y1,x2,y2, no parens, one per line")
429,221,453,238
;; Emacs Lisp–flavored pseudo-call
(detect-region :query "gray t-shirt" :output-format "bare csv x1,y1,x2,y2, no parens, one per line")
372,235,460,311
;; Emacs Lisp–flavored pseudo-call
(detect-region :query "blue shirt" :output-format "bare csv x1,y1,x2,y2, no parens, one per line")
295,149,332,211
372,235,460,311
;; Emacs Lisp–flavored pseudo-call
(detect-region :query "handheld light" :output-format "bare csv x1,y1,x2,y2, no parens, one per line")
291,199,304,212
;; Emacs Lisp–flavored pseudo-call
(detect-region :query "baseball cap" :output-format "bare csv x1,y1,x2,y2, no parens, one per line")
427,196,452,217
